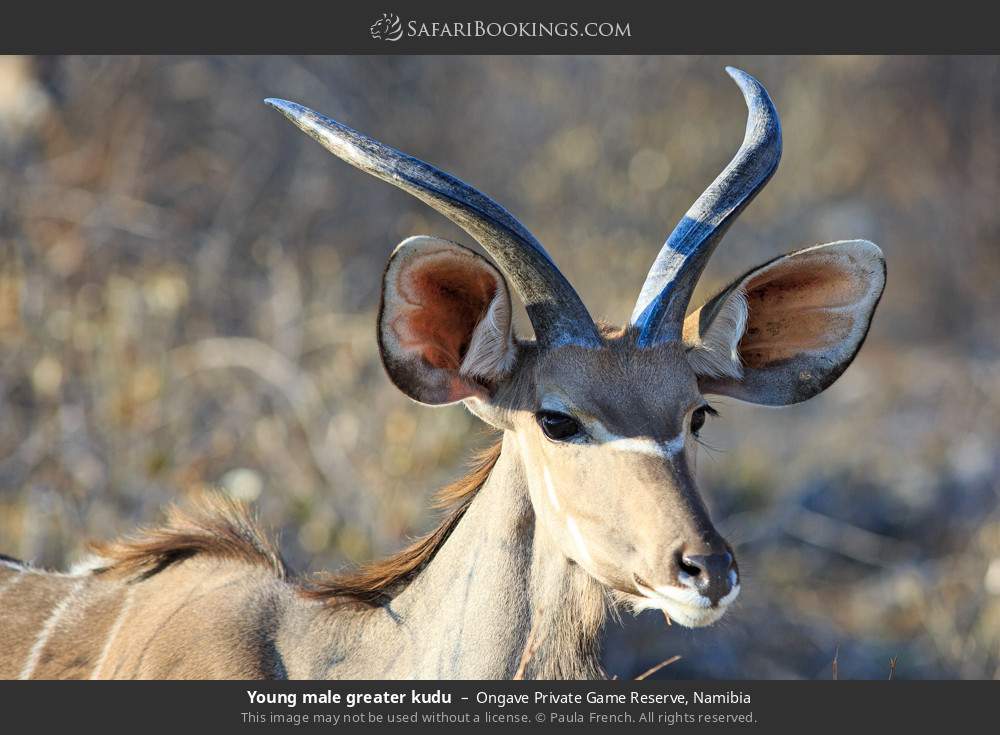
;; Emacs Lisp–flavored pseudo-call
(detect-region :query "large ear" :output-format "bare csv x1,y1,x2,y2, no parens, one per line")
683,240,885,405
378,236,517,405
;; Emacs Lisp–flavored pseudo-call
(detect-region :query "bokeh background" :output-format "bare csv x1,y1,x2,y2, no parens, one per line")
1,55,998,679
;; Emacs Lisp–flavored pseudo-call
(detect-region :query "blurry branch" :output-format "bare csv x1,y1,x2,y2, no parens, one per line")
168,337,370,520
832,646,839,680
726,501,918,568
782,508,919,567
888,656,898,680
635,655,682,680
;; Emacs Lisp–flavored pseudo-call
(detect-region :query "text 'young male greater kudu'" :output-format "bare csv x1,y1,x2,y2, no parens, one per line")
0,68,885,679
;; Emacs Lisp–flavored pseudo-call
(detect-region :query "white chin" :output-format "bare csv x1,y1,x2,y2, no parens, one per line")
627,587,739,628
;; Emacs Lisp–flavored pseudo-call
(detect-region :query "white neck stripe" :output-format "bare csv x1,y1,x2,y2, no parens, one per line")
20,578,86,679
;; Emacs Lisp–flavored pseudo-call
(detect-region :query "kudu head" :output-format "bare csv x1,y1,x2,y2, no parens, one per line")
266,68,885,628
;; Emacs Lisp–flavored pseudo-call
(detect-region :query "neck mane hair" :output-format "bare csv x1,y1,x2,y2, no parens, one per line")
86,438,505,608
302,438,503,606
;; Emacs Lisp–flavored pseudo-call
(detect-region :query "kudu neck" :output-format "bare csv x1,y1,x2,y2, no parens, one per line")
303,430,607,679
391,430,607,678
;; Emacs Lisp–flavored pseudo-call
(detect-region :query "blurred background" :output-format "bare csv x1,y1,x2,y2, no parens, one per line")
0,56,997,679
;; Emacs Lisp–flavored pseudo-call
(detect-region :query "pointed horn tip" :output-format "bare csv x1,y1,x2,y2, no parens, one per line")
264,98,331,131
724,67,780,140
264,97,305,118
264,98,342,142
724,66,766,96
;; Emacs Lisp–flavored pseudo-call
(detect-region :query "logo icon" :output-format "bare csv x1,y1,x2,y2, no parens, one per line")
370,13,403,42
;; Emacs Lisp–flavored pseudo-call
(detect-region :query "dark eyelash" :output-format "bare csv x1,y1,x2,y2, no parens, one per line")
694,435,724,456
702,404,720,418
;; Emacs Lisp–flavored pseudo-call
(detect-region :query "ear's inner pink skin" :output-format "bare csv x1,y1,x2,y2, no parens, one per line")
393,254,500,371
741,262,861,364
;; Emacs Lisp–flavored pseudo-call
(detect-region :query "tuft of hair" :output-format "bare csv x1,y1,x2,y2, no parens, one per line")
68,554,110,575
459,292,516,381
610,588,657,616
302,437,503,607
686,288,748,380
89,493,287,582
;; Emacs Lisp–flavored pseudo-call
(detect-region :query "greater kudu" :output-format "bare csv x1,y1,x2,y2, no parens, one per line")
0,68,885,679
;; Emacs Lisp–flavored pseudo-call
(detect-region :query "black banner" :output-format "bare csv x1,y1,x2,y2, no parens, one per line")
0,680,993,732
1,2,997,53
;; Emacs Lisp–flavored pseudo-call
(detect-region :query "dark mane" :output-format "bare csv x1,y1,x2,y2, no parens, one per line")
0,552,27,567
89,493,287,581
87,438,503,605
301,438,503,606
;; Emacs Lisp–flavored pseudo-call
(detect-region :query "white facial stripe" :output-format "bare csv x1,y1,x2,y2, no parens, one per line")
581,415,686,457
565,516,595,567
597,431,686,458
662,432,686,455
538,396,693,458
542,465,561,512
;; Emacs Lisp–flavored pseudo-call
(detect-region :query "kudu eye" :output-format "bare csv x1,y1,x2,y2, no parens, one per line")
536,411,582,442
690,406,716,436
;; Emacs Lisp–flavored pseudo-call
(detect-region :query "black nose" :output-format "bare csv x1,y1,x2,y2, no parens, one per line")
677,551,736,605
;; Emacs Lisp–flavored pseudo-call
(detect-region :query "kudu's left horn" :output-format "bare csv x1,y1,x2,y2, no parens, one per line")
265,98,602,348
630,67,782,346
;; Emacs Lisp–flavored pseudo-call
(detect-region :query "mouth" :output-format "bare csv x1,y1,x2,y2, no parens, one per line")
627,576,740,628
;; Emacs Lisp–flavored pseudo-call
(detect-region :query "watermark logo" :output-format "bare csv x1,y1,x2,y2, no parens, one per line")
368,15,631,42
370,13,404,42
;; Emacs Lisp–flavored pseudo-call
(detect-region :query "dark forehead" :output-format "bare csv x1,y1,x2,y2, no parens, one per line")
532,332,699,437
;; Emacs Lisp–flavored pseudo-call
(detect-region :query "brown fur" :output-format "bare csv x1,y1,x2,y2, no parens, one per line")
89,494,287,582
302,437,503,606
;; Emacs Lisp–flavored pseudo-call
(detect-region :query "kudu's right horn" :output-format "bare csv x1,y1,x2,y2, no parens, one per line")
630,67,783,346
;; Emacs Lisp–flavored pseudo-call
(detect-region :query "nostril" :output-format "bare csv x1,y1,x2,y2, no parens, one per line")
678,555,704,579
677,551,736,602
